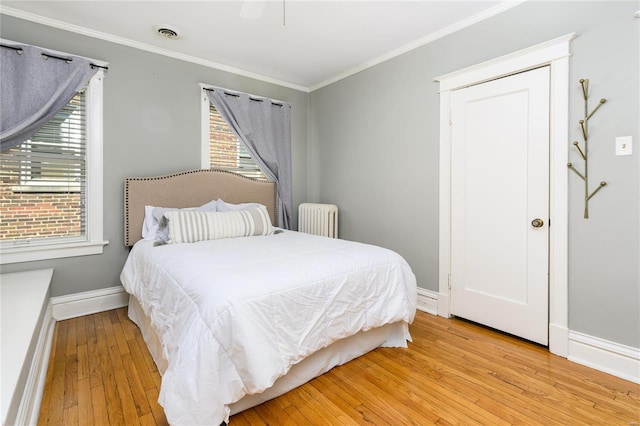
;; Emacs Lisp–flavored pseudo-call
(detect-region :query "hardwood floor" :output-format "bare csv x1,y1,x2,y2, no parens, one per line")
37,308,639,425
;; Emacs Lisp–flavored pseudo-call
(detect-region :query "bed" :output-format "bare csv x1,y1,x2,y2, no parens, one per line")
119,169,417,425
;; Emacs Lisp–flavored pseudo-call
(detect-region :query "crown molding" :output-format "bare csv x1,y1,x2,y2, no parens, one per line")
309,0,528,91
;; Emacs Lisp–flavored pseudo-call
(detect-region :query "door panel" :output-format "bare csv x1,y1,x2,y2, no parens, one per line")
450,66,550,345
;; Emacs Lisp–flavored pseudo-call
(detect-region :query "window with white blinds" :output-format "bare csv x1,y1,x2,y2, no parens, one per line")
0,69,106,263
208,104,267,181
4,91,86,192
0,90,86,243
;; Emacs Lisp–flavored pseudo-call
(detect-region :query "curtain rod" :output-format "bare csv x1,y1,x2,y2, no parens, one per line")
203,87,285,108
1,43,109,71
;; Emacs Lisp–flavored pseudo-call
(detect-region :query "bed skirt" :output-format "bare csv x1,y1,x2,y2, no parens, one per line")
127,295,410,415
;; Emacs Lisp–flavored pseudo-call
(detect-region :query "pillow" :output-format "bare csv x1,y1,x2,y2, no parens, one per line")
142,205,159,240
215,199,264,212
141,200,217,241
162,205,274,244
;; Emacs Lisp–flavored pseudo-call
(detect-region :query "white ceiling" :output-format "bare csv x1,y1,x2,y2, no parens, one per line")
0,1,520,91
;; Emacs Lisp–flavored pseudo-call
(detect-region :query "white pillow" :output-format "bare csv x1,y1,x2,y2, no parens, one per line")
141,200,217,240
142,205,159,240
215,199,264,212
163,205,274,244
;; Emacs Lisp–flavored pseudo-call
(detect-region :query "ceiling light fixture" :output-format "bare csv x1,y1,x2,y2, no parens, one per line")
153,25,182,40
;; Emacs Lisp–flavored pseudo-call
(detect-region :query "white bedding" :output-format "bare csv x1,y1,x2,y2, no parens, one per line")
120,230,417,425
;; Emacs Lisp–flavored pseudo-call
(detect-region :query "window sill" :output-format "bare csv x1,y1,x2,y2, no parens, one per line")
0,240,109,264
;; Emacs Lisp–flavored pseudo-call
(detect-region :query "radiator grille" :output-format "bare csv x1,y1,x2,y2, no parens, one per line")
298,203,338,238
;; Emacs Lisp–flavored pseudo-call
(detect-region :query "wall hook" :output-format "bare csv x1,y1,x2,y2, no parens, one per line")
567,78,608,219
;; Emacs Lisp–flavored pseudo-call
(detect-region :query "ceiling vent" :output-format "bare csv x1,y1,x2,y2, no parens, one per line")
153,25,182,40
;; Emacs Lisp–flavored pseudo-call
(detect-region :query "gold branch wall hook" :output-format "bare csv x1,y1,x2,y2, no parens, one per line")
572,141,586,160
567,162,586,181
580,78,589,100
586,99,606,121
587,182,607,201
579,120,588,141
568,78,608,219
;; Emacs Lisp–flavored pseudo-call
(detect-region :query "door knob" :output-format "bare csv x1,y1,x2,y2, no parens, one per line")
531,218,544,228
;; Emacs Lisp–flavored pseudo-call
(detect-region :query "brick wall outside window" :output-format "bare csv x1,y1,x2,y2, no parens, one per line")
208,106,266,181
209,110,240,169
0,171,82,241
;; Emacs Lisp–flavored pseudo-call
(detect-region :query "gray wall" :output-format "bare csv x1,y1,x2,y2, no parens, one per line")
309,1,639,348
0,15,309,296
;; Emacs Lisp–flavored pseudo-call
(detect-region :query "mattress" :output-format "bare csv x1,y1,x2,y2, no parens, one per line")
120,229,417,425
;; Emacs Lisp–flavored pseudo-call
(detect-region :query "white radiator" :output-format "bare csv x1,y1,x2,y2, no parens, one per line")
298,203,338,238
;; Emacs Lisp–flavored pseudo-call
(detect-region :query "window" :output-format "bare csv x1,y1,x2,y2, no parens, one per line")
0,69,107,264
12,92,85,192
201,92,267,181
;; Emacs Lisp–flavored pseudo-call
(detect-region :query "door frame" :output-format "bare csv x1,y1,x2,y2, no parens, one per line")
435,33,575,357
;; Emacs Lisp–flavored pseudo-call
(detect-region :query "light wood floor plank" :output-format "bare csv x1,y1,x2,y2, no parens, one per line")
85,314,102,389
96,317,124,426
117,307,137,341
100,311,118,350
121,352,152,417
89,385,109,426
63,354,78,410
43,359,65,426
77,344,89,382
65,319,77,357
61,404,78,426
110,310,131,356
76,315,87,347
310,373,396,424
77,378,93,426
145,386,169,426
128,338,157,391
107,344,140,426
37,308,640,425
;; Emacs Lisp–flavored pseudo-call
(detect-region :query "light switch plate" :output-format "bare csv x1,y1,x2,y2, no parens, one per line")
615,136,632,156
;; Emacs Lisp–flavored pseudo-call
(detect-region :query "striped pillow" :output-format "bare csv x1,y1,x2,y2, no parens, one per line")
163,205,274,244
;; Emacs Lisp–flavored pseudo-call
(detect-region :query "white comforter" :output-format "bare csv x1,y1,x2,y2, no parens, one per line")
120,230,417,425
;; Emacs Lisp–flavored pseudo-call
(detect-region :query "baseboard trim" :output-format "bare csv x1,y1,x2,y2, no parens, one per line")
416,287,438,315
437,292,450,318
51,285,129,321
14,303,55,426
568,331,640,384
549,323,569,358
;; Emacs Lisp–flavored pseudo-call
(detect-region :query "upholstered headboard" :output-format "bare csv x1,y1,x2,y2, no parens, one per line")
124,169,277,247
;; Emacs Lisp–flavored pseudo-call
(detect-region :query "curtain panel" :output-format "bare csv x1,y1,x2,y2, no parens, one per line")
206,89,293,229
0,41,98,152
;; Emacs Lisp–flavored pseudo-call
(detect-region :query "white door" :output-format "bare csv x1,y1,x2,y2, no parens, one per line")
450,66,550,345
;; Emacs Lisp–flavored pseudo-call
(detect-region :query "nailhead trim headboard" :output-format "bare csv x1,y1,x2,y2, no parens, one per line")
124,169,277,247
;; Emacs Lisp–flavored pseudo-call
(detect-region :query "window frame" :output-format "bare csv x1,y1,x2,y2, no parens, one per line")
1,68,108,264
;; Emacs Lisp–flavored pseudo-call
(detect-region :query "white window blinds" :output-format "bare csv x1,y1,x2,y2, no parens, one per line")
0,89,87,242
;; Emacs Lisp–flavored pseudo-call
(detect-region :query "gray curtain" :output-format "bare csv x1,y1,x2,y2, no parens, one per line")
0,42,98,152
206,88,292,229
